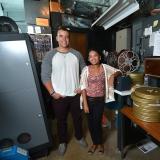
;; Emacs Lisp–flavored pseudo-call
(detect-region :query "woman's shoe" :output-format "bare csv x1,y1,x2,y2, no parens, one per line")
88,145,97,154
97,145,104,154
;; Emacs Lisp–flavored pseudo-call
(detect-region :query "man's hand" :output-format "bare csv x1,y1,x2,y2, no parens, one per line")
74,88,82,94
51,92,64,99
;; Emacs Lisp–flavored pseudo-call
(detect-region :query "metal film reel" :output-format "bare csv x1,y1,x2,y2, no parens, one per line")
103,50,118,68
118,50,140,74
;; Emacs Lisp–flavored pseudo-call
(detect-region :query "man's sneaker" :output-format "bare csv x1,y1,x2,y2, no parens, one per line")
77,138,88,148
58,143,67,155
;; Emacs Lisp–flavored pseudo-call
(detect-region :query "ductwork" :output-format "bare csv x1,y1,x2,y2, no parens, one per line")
92,0,139,30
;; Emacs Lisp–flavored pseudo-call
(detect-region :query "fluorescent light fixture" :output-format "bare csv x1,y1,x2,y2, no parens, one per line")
92,0,139,30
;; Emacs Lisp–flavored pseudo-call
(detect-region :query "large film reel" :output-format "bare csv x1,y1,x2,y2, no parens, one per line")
103,50,118,68
106,51,118,68
118,50,140,74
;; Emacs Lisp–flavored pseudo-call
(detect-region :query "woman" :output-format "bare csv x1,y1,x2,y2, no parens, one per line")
80,49,121,154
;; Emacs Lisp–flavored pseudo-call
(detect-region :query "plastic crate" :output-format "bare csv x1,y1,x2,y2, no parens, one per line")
0,145,29,160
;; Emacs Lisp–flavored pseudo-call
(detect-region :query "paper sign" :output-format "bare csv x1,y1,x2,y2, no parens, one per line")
137,139,157,154
27,26,34,34
153,20,158,27
35,26,41,34
149,32,155,47
144,26,152,36
153,31,160,56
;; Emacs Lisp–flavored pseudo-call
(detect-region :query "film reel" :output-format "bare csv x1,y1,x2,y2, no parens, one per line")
103,50,118,68
118,50,140,74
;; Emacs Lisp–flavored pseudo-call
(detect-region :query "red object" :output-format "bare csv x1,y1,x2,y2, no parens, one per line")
102,113,108,127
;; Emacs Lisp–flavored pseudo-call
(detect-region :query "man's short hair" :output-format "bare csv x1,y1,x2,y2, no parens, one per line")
57,26,70,33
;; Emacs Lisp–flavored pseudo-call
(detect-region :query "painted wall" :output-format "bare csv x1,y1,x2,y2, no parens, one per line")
24,0,51,33
0,4,3,16
3,10,27,32
24,0,49,25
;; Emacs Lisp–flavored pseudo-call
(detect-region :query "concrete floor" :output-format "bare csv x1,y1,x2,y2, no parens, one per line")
37,109,160,160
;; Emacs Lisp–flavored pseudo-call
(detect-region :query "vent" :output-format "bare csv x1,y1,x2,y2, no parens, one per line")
92,0,139,30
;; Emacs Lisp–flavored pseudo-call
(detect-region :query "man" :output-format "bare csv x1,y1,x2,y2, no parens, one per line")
41,26,87,155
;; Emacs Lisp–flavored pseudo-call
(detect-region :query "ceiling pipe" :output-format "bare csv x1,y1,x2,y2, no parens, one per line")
75,0,110,8
1,3,4,11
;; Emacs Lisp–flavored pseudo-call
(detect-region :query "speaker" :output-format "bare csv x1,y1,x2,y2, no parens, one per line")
0,33,52,154
116,28,131,53
144,57,160,76
115,76,131,91
0,16,19,33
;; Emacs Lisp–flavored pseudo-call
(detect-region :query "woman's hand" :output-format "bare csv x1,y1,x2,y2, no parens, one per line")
83,104,89,113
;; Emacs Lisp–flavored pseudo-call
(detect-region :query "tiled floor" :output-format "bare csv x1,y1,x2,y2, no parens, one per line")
37,109,160,160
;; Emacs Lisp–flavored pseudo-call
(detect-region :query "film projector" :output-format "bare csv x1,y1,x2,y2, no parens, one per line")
105,49,140,91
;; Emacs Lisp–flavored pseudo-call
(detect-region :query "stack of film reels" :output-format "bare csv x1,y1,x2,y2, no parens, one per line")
129,72,144,86
131,86,160,122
